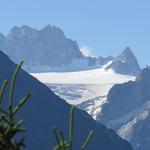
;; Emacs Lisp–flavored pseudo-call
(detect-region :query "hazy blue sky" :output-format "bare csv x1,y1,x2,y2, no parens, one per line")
0,0,150,67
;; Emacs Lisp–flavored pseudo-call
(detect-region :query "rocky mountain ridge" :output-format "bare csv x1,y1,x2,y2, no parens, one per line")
0,25,141,75
99,68,150,150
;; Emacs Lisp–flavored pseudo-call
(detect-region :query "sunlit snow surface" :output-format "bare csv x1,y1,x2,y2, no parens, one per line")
31,65,135,120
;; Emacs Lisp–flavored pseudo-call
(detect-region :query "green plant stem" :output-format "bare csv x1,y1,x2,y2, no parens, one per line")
69,106,75,150
9,61,24,122
81,131,93,150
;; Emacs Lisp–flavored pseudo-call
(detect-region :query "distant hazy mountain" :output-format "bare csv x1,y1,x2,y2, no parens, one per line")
0,25,141,75
99,68,150,150
0,50,133,150
105,47,141,76
0,25,100,72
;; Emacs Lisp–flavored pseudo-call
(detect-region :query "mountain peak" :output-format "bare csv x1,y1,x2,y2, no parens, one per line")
10,25,32,33
105,47,141,76
7,25,37,39
122,46,132,54
117,47,135,62
114,47,140,68
41,24,65,36
41,24,52,31
2,24,86,72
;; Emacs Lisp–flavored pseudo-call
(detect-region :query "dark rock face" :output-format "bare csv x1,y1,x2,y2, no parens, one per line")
99,68,150,150
118,113,150,150
129,114,150,150
100,81,140,124
105,47,141,76
0,51,132,150
100,68,150,124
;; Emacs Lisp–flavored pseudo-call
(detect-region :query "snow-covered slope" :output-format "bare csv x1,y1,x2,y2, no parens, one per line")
31,63,135,119
31,62,134,84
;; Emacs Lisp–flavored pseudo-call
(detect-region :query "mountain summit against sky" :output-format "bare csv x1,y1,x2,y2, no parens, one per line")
105,47,141,75
0,25,105,72
0,25,141,75
0,50,133,150
0,25,88,71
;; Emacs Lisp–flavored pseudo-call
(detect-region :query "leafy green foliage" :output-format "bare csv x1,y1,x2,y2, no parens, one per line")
0,61,31,150
53,106,93,150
